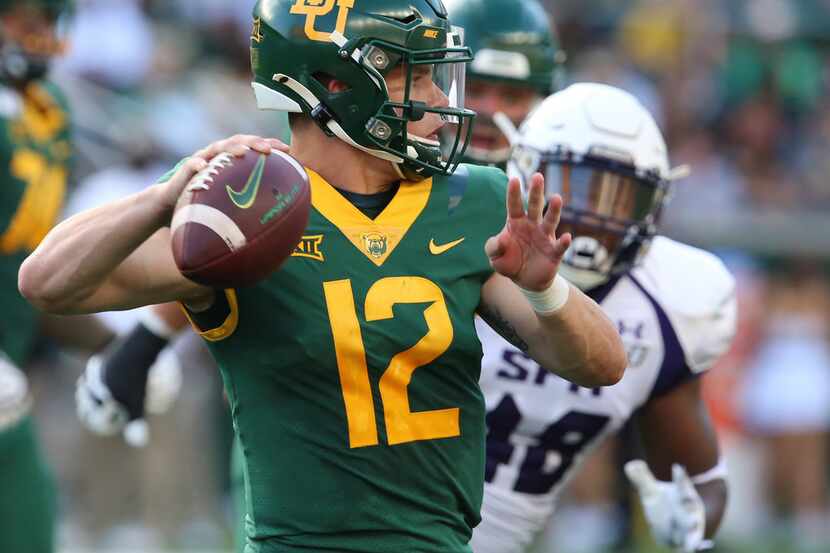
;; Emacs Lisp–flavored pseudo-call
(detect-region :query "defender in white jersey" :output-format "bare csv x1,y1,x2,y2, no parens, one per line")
472,84,737,553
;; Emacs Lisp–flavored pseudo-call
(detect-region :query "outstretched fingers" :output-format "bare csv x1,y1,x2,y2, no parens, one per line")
552,232,572,260
526,174,545,224
506,178,526,221
484,232,507,260
194,134,277,162
625,460,660,498
542,193,563,238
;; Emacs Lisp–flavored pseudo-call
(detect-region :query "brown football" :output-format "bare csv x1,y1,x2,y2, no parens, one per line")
171,149,310,288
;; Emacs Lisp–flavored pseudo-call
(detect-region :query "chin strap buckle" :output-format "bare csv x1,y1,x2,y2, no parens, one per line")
311,103,336,137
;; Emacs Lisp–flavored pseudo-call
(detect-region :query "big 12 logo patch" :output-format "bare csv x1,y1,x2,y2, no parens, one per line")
290,0,355,42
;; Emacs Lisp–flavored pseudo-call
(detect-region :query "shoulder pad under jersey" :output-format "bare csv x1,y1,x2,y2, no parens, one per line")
631,236,737,374
448,163,507,224
462,163,508,198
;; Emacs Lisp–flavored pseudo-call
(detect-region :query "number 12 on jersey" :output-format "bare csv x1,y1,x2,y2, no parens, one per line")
323,277,460,448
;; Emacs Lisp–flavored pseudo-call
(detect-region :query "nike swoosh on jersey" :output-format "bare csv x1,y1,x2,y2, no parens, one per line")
227,154,267,209
429,237,465,255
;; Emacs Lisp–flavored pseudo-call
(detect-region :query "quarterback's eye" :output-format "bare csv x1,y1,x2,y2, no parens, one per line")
412,65,433,83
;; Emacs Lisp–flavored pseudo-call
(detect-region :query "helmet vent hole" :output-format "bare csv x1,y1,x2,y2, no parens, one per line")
390,13,419,25
313,72,351,94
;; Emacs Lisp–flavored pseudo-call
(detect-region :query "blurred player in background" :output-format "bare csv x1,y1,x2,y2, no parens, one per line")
446,0,563,169
20,1,626,552
471,83,737,553
0,0,116,551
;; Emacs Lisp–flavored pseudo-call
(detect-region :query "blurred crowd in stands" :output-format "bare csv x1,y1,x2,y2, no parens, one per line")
26,0,830,551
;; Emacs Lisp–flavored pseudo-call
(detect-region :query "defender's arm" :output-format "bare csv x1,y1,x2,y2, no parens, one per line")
635,377,728,542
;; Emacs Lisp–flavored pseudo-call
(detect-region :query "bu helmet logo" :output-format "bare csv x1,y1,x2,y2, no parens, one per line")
251,17,264,43
290,0,355,42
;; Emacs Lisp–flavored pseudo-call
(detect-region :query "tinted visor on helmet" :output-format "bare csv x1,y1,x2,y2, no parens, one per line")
513,146,669,275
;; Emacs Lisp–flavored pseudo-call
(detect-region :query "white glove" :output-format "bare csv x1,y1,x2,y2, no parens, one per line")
75,348,182,447
625,460,710,552
76,354,137,443
0,356,31,431
145,348,183,415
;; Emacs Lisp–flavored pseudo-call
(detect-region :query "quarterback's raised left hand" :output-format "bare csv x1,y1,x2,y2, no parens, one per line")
625,460,710,552
485,174,572,292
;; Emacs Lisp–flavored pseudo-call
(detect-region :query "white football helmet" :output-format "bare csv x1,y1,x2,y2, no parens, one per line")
507,83,687,289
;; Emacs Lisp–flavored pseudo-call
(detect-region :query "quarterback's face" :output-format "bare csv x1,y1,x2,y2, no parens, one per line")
466,79,540,153
386,63,450,142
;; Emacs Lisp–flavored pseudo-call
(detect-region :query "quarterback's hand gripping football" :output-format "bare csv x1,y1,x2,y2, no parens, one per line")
155,135,290,215
485,174,572,293
76,347,183,448
625,460,710,552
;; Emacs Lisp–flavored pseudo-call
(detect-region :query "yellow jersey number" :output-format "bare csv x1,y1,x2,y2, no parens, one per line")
0,148,66,254
323,276,460,448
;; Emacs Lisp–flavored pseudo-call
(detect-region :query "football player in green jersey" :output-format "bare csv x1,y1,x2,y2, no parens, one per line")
75,2,566,550
0,2,69,552
446,0,564,167
21,1,626,552
0,1,105,552
76,0,564,550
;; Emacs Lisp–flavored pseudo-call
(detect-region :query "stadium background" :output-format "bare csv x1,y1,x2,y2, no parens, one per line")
24,0,829,552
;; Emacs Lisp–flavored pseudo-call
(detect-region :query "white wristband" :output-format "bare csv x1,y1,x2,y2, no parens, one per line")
690,458,728,485
520,275,571,315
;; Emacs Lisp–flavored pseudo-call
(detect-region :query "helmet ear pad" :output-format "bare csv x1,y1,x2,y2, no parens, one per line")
251,0,476,178
316,73,351,95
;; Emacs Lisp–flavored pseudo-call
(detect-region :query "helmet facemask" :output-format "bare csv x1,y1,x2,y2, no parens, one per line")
463,79,542,166
251,11,476,182
0,2,66,87
354,33,475,179
512,145,671,289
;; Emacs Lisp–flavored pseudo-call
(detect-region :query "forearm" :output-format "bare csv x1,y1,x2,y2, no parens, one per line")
697,479,728,540
526,285,625,386
39,313,116,353
150,302,191,333
19,185,168,312
479,275,626,387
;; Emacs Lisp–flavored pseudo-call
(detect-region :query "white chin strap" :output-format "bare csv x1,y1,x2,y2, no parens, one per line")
251,27,436,181
493,111,520,145
465,111,519,164
251,75,404,168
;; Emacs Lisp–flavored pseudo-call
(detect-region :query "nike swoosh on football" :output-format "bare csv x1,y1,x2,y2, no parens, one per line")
227,154,267,209
429,237,465,255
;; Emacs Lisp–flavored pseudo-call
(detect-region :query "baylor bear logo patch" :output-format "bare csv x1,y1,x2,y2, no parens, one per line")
363,232,388,259
290,0,355,42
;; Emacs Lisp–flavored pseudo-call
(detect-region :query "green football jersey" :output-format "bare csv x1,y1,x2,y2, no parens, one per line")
0,83,71,366
186,164,508,552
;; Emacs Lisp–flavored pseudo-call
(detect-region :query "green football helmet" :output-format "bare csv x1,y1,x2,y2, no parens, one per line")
445,0,564,166
251,0,476,181
0,0,70,86
0,0,68,19
446,0,562,95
